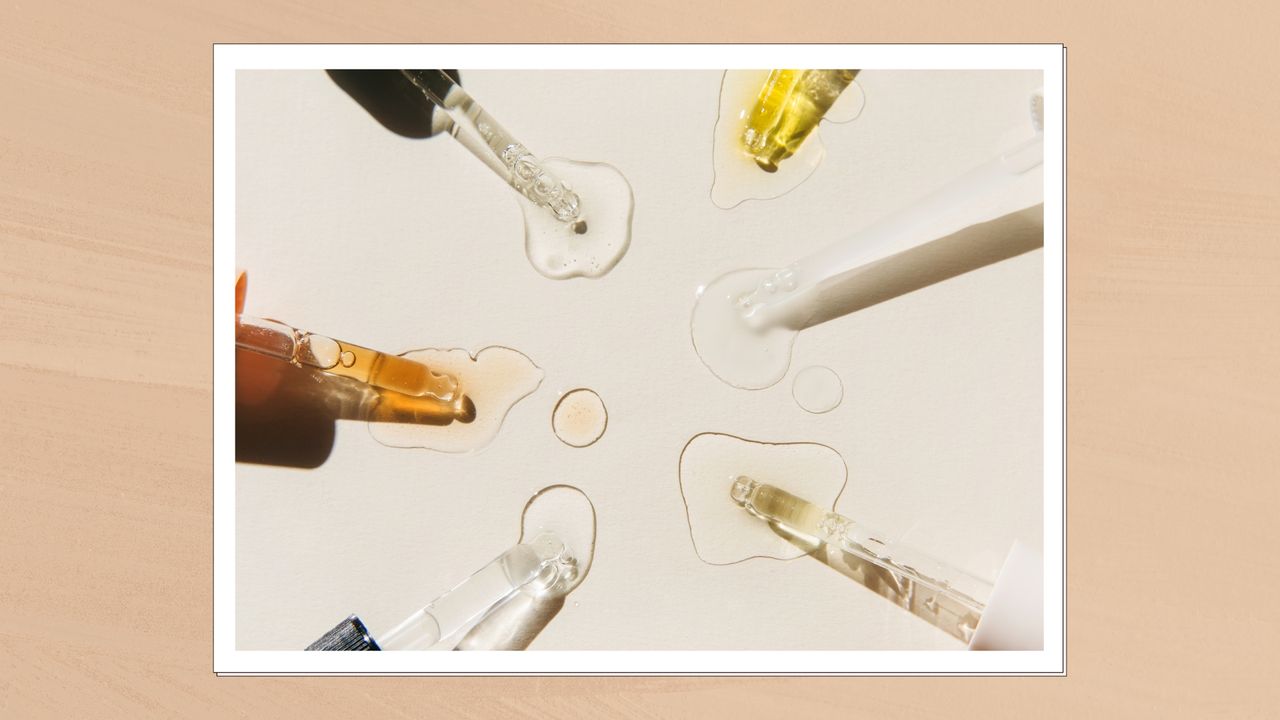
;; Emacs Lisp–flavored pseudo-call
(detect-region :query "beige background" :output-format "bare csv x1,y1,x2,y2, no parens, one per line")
234,68,1042,652
1,1,1277,716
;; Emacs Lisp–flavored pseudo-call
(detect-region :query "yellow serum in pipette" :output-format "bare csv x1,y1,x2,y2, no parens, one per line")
742,69,859,173
710,70,864,208
371,387,476,426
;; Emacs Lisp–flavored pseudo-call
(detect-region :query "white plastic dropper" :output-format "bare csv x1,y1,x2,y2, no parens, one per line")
742,133,1043,332
693,90,1046,389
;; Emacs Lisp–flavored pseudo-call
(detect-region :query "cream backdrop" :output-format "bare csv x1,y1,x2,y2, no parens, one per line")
234,69,1044,650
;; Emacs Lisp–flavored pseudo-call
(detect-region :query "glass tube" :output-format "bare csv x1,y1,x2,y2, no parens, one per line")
235,314,459,401
731,477,992,643
377,533,572,651
401,69,587,233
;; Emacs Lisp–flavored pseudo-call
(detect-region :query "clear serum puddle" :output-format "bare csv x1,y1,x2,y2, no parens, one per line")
521,158,635,280
368,345,543,453
678,432,847,565
711,70,865,209
551,388,607,448
792,366,843,413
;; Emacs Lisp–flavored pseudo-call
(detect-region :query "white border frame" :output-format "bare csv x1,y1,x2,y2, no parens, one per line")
214,44,1066,675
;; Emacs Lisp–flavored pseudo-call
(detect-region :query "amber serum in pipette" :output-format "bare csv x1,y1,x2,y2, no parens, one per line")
235,314,475,423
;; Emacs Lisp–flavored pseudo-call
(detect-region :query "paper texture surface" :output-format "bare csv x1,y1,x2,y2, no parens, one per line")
235,69,1043,650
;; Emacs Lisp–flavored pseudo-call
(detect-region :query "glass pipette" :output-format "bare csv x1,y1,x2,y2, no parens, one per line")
236,315,457,400
307,486,594,652
731,476,992,643
305,532,578,651
376,533,577,650
742,69,860,173
236,314,475,426
400,69,587,234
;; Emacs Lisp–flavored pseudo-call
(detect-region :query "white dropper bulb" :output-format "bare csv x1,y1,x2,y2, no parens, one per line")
693,89,1046,390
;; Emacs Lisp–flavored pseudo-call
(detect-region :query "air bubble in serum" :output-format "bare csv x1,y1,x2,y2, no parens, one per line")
678,432,847,565
711,70,865,209
520,158,634,280
369,346,542,453
792,366,843,414
551,388,607,448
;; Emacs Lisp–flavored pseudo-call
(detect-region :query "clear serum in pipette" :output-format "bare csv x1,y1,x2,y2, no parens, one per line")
307,485,595,651
379,486,595,651
402,69,635,280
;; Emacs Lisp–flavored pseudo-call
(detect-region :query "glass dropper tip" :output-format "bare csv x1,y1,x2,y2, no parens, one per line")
729,475,759,505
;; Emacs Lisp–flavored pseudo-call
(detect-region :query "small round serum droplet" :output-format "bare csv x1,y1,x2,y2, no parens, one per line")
792,366,843,414
551,388,608,448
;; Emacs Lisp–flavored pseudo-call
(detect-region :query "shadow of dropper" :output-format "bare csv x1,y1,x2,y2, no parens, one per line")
326,69,460,139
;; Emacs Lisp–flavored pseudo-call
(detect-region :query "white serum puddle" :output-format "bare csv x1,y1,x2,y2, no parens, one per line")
678,432,847,565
